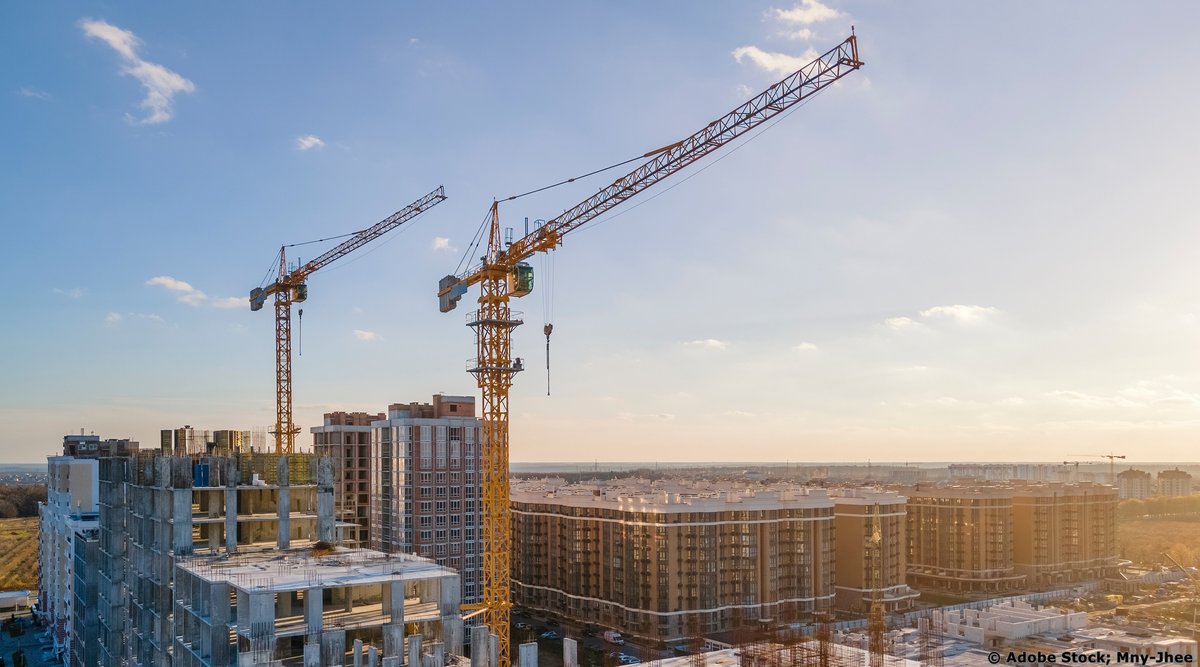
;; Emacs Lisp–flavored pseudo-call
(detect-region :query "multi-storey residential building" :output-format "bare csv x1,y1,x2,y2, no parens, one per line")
70,525,99,667
312,410,385,546
1117,468,1152,500
510,480,836,646
38,451,99,660
831,489,918,613
1011,483,1119,587
371,395,483,606
905,486,1025,593
1158,468,1193,497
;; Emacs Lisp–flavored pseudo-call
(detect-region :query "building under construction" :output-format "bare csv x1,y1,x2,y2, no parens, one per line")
80,449,468,667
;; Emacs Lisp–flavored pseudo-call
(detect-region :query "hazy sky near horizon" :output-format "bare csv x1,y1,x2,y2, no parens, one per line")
3,2,1200,464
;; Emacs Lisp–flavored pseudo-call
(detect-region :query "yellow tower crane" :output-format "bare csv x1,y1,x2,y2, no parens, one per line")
868,502,887,667
438,36,863,666
251,186,447,453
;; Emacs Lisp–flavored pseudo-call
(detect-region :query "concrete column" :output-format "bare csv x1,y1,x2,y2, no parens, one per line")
245,591,276,665
304,642,322,667
225,459,239,554
385,581,405,659
470,625,490,667
408,633,422,667
427,641,444,667
519,642,538,667
368,645,379,667
489,633,499,667
354,638,364,667
318,458,335,543
172,488,193,554
322,629,347,667
563,638,577,667
305,586,323,643
439,574,462,655
211,582,232,666
278,457,291,550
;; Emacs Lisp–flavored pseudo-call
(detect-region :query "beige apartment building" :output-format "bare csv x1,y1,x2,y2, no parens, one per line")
1117,468,1152,500
1158,468,1193,497
832,489,918,614
312,411,384,546
510,481,836,646
904,486,1025,594
1011,483,1119,587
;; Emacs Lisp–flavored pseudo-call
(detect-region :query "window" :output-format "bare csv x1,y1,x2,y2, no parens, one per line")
436,501,447,513
420,530,432,542
436,529,447,542
420,516,432,527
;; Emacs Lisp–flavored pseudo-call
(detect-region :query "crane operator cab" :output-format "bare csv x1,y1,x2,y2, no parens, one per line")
509,262,534,297
291,283,308,303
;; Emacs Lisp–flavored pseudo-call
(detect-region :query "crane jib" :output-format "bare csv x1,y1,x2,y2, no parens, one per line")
455,36,860,280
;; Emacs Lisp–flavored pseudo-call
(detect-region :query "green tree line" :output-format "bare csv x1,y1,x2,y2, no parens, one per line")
0,485,46,518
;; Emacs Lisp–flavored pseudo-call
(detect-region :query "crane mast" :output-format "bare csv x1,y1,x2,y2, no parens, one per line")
252,186,448,453
438,36,862,667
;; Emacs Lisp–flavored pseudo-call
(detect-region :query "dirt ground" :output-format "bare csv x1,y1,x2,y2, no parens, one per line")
0,516,39,592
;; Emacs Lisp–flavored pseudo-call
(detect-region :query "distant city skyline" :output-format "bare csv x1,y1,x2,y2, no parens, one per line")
3,2,1199,463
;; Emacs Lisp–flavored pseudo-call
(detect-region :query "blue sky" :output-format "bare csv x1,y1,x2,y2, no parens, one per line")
3,2,1200,464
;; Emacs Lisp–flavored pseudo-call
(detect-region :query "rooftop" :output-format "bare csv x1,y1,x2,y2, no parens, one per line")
177,547,456,592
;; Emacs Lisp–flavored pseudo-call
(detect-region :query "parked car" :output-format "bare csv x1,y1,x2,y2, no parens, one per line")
540,631,561,640
515,622,531,631
619,656,640,665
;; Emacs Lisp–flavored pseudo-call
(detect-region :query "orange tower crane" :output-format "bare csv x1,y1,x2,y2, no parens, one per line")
437,36,863,666
251,186,447,453
867,502,886,667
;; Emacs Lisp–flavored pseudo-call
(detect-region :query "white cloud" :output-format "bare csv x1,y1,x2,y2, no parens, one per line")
735,84,754,98
80,18,195,124
684,338,729,350
773,0,841,26
617,412,676,423
432,236,457,252
884,316,919,332
17,87,52,101
53,287,83,299
353,329,382,342
146,275,242,309
295,134,325,151
732,46,819,77
723,410,756,418
783,28,816,41
793,342,818,352
919,304,999,324
104,312,122,327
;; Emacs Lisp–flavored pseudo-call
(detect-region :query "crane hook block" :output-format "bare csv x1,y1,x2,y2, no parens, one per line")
439,275,467,313
510,262,534,297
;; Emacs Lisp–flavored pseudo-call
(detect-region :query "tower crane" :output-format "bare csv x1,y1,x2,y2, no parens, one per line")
867,502,886,667
1069,453,1127,483
437,35,862,666
251,186,447,453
